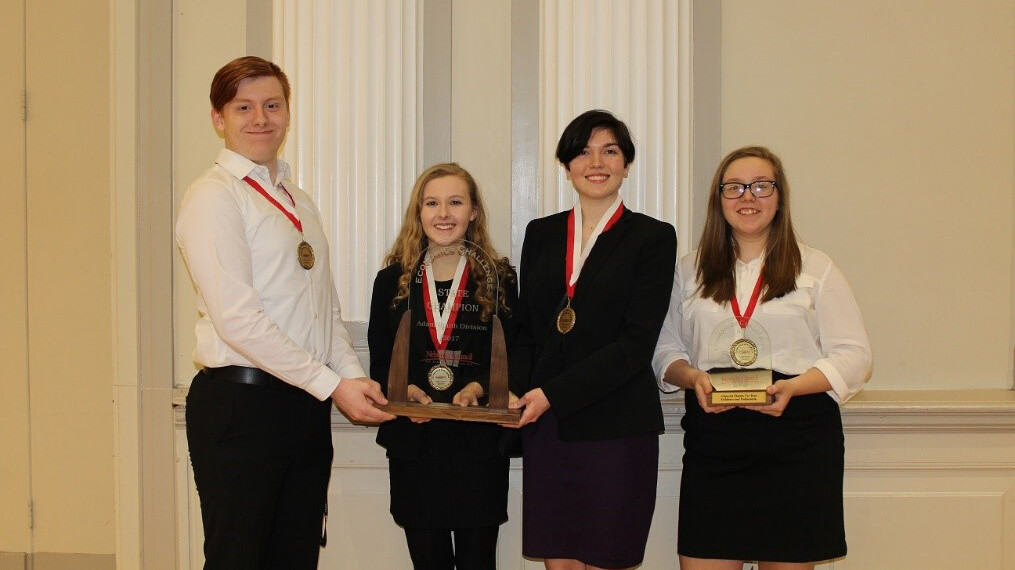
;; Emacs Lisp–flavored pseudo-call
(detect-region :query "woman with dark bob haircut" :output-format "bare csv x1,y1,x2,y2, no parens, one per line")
653,146,872,569
509,109,676,569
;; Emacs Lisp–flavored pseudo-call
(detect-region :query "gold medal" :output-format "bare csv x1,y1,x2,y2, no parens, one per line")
297,240,315,270
730,337,759,367
556,302,576,334
428,364,454,391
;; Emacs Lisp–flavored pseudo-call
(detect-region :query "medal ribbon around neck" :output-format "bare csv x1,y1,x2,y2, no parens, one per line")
423,254,471,363
565,197,625,300
243,175,316,270
243,176,303,232
731,273,765,330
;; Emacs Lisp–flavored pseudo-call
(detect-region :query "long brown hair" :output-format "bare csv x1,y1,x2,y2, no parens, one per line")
383,163,514,321
697,146,801,304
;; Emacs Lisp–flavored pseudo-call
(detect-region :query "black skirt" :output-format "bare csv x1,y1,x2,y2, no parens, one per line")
386,418,509,530
522,411,658,569
678,372,846,562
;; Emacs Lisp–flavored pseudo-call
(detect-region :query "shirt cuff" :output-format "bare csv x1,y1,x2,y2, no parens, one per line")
813,359,848,404
654,354,687,393
334,360,367,382
659,379,681,394
304,368,344,401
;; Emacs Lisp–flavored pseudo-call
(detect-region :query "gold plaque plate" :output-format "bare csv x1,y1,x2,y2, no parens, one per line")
708,368,773,405
709,390,772,405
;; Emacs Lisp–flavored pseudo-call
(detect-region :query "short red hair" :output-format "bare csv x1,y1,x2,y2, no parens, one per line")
209,56,291,112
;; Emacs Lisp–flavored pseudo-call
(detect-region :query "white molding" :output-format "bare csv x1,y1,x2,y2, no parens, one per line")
842,389,1015,433
172,389,1015,435
113,0,177,567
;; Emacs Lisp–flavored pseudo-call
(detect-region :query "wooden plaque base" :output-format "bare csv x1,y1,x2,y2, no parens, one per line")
375,402,521,424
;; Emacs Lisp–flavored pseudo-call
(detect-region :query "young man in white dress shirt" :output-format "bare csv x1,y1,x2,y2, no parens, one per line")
176,56,395,569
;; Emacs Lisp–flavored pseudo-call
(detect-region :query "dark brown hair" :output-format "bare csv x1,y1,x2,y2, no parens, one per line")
210,56,291,112
697,146,801,304
555,109,636,167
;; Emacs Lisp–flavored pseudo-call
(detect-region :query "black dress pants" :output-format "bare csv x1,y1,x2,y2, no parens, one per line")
404,525,500,570
186,371,333,570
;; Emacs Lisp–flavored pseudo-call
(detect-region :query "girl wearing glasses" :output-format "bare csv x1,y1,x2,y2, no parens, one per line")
653,146,872,569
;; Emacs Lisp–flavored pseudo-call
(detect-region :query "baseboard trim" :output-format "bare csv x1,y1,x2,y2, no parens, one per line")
0,552,26,570
0,552,116,570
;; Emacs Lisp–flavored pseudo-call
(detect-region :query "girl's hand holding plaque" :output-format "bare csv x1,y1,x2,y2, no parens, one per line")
452,381,484,407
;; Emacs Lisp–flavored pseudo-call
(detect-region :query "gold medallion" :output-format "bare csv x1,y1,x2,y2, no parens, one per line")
730,337,759,367
428,364,454,391
297,240,315,270
556,305,576,334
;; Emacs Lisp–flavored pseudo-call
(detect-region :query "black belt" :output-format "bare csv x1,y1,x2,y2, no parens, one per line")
202,365,289,389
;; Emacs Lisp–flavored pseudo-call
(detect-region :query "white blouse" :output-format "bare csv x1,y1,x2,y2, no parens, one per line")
652,244,872,403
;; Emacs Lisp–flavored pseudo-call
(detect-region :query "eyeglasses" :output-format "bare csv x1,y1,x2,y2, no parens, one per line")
719,180,777,199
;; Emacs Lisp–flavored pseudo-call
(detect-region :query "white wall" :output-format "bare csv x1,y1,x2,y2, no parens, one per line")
452,0,514,255
721,0,1015,390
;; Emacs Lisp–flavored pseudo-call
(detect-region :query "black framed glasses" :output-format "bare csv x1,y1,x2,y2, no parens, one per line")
719,180,778,199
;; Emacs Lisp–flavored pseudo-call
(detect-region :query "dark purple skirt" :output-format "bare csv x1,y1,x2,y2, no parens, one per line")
521,411,658,569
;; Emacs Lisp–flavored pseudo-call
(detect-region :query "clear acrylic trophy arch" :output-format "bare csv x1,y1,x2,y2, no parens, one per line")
706,317,774,405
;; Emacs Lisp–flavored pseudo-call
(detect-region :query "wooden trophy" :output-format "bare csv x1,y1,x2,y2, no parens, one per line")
374,243,521,424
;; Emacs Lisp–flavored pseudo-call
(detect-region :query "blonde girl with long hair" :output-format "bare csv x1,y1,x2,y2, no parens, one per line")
368,162,517,569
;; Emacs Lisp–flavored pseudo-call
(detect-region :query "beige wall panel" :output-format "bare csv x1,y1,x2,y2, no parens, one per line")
0,0,31,554
25,0,114,554
172,0,249,385
451,0,513,254
721,0,1015,390
841,477,1015,569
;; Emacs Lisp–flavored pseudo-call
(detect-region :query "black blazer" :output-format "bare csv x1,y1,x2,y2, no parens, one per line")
369,262,519,460
509,208,676,441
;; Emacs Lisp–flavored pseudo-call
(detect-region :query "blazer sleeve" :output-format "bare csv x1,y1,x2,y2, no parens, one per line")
499,267,520,347
367,266,399,391
507,222,540,397
540,221,677,419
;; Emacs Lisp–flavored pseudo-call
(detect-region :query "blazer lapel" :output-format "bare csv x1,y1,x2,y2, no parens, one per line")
571,209,633,304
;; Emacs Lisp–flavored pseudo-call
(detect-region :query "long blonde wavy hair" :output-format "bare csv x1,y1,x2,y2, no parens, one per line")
383,163,514,321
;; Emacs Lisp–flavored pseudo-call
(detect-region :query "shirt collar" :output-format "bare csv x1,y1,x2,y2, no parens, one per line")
735,253,764,271
215,148,292,187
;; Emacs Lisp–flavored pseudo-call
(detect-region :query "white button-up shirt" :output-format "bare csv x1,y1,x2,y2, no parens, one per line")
652,244,872,403
176,148,365,400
